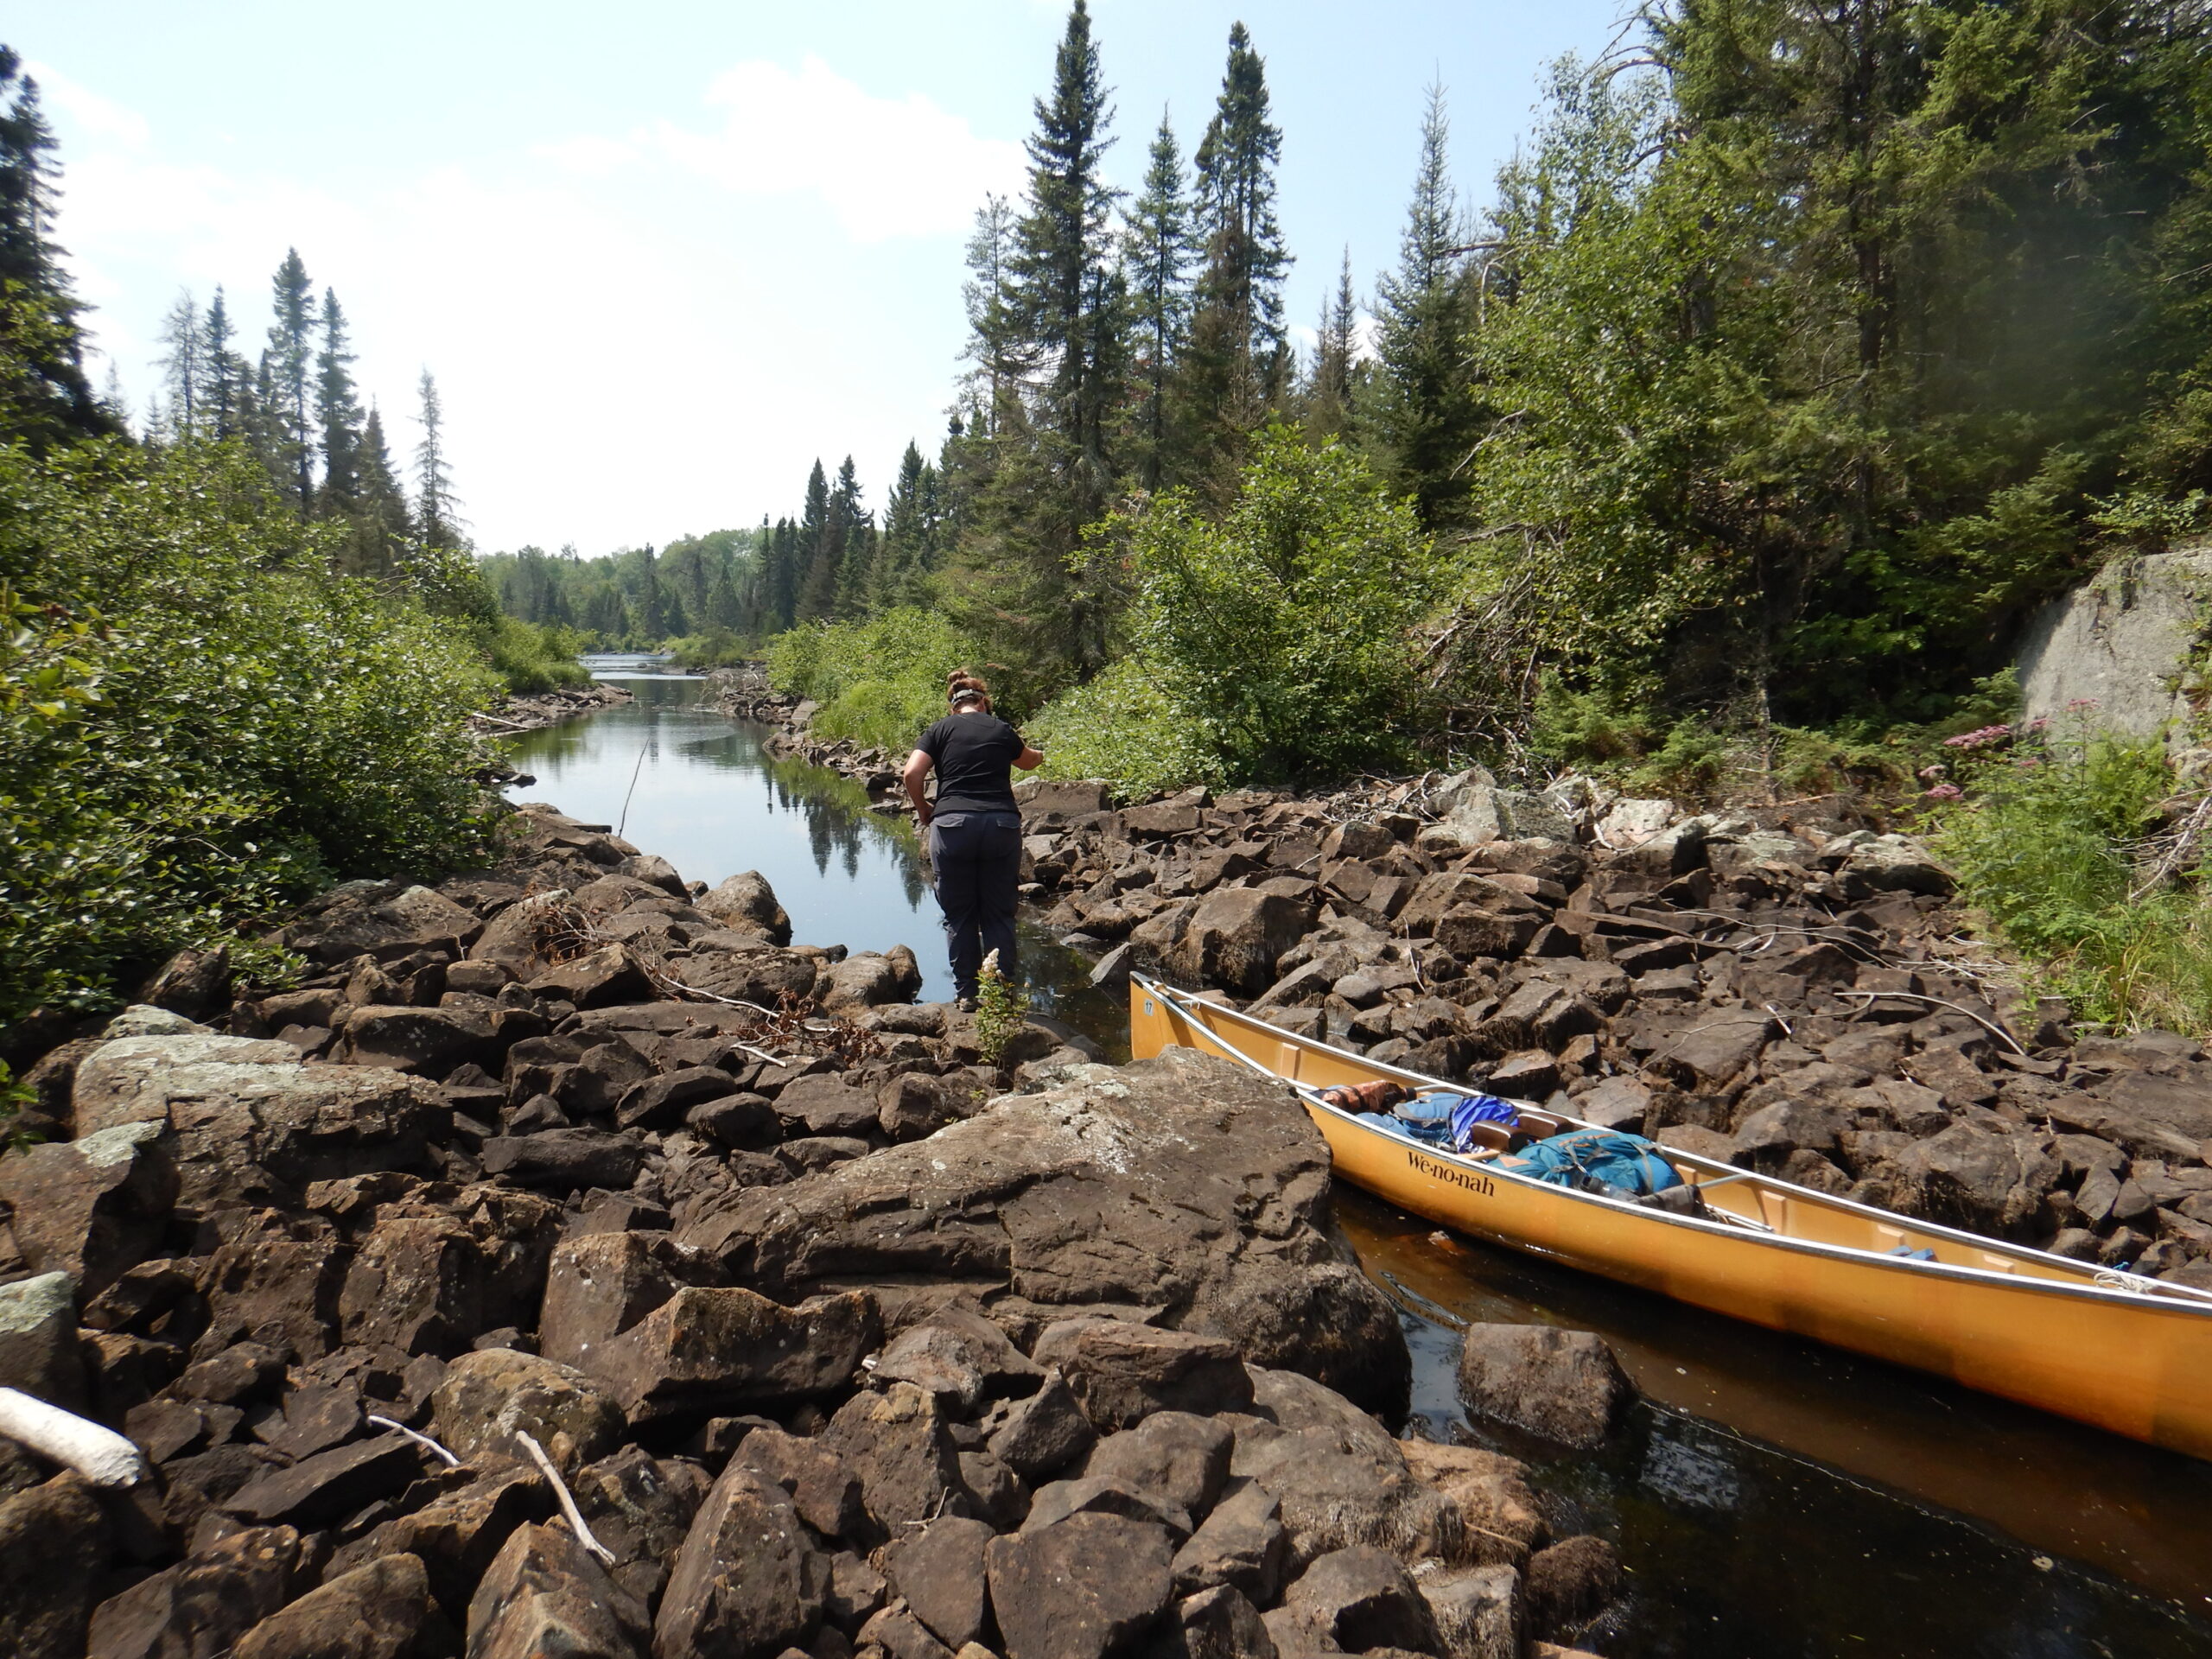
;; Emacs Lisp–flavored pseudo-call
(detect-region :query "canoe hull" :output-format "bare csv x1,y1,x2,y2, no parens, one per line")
1130,979,2212,1460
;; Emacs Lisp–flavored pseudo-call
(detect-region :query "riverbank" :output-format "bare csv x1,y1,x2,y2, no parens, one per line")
471,680,635,738
0,801,1625,1659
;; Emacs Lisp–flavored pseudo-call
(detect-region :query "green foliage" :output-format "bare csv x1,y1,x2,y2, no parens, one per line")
0,437,498,1027
1117,429,1444,782
480,614,589,695
973,950,1029,1063
666,627,754,671
1027,659,1228,799
0,1056,32,1149
1928,727,2212,1032
766,608,996,755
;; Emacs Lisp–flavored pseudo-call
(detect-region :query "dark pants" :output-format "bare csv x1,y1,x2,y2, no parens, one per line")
929,810,1021,999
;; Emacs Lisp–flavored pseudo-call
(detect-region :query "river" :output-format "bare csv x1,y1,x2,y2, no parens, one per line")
508,664,2212,1659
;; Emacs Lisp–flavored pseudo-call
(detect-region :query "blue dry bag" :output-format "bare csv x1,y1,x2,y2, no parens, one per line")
1506,1128,1682,1197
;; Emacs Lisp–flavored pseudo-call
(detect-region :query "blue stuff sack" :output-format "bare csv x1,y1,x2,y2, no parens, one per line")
1446,1094,1521,1153
1397,1091,1464,1124
1505,1128,1682,1197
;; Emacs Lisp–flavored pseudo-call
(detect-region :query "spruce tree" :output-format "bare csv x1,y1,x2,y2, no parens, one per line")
1306,247,1362,441
829,457,874,618
265,250,316,516
1186,22,1290,486
199,286,249,442
155,289,201,440
1373,86,1483,526
960,194,1024,435
353,404,409,578
315,288,365,525
413,369,461,549
796,460,840,621
1125,112,1193,490
0,50,112,445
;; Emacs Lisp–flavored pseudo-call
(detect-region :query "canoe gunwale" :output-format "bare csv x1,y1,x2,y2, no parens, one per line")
1132,973,2212,1321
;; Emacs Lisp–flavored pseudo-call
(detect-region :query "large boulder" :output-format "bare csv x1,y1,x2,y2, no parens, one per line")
1456,1325,1632,1450
986,1513,1177,1659
70,1034,442,1208
467,1522,651,1659
429,1348,626,1478
0,1121,177,1297
2016,543,2212,739
1166,889,1319,997
656,1463,830,1658
1892,1125,2062,1239
0,1472,107,1659
696,871,793,944
680,1049,1408,1415
230,1552,431,1659
278,881,480,965
86,1525,308,1659
1418,769,1575,854
580,1286,880,1427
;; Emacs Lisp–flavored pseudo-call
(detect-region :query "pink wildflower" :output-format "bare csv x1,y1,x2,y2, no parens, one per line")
1923,782,1965,800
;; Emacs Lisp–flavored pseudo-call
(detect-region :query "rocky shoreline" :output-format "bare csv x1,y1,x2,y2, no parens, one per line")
0,800,1629,1659
473,681,636,740
5,675,2212,1656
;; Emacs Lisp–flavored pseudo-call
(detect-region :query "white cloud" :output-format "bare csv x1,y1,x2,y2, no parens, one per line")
23,60,149,149
647,57,1028,243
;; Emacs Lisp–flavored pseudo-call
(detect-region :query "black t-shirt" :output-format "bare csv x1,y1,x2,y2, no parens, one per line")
918,712,1026,815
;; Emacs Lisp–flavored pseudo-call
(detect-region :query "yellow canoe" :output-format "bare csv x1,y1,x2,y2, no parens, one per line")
1129,973,2212,1459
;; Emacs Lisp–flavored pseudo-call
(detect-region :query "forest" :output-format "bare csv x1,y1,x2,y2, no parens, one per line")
492,1,2212,804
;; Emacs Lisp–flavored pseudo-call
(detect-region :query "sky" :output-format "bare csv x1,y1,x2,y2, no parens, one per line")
17,0,1630,556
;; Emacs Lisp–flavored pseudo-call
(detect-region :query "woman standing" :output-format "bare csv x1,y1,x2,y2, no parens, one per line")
902,671,1045,1008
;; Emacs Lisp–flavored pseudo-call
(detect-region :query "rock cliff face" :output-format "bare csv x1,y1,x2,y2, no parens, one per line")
2016,541,2212,740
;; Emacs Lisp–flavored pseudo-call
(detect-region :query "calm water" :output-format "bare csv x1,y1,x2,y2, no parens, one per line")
512,664,2212,1656
503,664,1125,1042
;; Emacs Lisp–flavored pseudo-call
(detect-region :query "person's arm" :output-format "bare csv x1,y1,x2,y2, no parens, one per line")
903,747,936,825
1014,745,1046,771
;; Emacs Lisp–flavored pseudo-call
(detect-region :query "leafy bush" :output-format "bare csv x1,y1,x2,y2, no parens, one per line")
1027,660,1229,799
1929,726,2212,1031
0,438,499,1027
766,608,995,753
1118,429,1446,783
667,627,754,670
480,614,590,693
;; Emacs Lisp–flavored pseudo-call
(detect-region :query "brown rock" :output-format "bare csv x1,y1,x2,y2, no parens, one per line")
656,1463,830,1659
231,1551,431,1659
467,1521,652,1659
1166,889,1319,996
429,1348,626,1477
1456,1325,1630,1450
326,1467,547,1624
1281,1546,1443,1656
583,1286,879,1426
87,1525,305,1659
574,1446,715,1611
697,871,793,944
887,1516,995,1651
0,1472,108,1659
0,1122,178,1298
1033,1319,1255,1432
985,1513,1176,1659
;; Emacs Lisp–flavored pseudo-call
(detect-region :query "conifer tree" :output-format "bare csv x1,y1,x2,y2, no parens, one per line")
155,289,201,440
1125,112,1193,490
829,457,874,617
1186,22,1290,486
315,288,365,524
354,404,410,578
200,285,249,442
960,194,1024,435
1306,247,1362,441
1373,86,1483,526
796,461,840,621
266,249,316,516
761,517,801,633
413,368,461,549
0,50,111,445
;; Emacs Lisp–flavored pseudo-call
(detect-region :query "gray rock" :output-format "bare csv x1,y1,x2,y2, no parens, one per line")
1893,1125,2062,1239
0,1472,107,1659
2016,544,2212,740
1083,1409,1235,1520
1281,1545,1443,1656
572,1446,715,1611
1456,1325,1631,1450
887,1516,995,1651
71,1033,441,1208
874,1305,1044,1411
0,1270,86,1406
657,1462,830,1658
819,1381,971,1543
1417,1562,1521,1659
582,1286,879,1426
220,1434,425,1529
86,1524,305,1659
986,1366,1095,1481
986,1513,1177,1659
1033,1319,1255,1432
429,1348,626,1478
1023,1473,1193,1540
696,870,793,944
1166,888,1320,996
1175,1584,1279,1659
466,1521,651,1659
1172,1477,1290,1605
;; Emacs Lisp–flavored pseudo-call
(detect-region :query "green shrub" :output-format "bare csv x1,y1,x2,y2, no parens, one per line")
1118,429,1446,783
1027,660,1230,799
0,438,499,1027
766,608,994,754
667,627,754,671
1929,727,2212,1031
480,614,590,694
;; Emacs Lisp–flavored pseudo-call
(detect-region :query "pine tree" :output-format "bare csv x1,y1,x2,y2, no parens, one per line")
155,289,201,440
354,404,410,579
880,439,946,607
1014,0,1124,483
796,461,840,621
1186,21,1290,480
199,286,249,442
265,249,316,516
315,289,365,525
412,369,461,549
761,516,802,633
960,194,1024,435
0,50,112,445
1125,112,1193,490
1373,85,1483,525
1306,247,1362,440
829,457,874,618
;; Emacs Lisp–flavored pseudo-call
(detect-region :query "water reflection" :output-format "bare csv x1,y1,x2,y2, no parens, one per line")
1338,1186,2212,1656
501,672,1124,1046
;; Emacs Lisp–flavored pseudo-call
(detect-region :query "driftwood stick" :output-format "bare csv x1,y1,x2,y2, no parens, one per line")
514,1430,618,1567
1836,989,2026,1056
0,1388,149,1487
366,1414,461,1468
